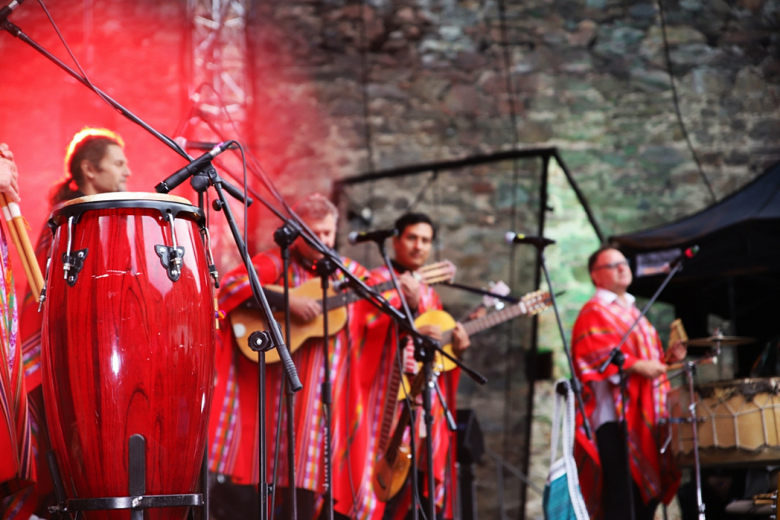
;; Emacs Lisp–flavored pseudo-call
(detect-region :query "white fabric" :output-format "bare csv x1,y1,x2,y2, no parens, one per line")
588,288,633,430
594,287,635,308
548,379,590,520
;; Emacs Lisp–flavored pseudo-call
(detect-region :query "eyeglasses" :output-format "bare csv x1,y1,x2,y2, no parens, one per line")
593,260,629,271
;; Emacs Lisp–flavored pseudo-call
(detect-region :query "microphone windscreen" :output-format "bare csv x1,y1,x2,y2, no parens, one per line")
347,231,359,245
504,231,516,244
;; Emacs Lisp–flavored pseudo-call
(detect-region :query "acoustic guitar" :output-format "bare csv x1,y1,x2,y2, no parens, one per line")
372,289,552,502
231,260,456,364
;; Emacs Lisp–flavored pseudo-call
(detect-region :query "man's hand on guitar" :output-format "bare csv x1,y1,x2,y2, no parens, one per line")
288,295,322,322
417,324,442,342
398,271,421,309
452,323,470,358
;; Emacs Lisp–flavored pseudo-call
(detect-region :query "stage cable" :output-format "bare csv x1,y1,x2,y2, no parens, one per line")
357,0,376,175
344,312,358,514
657,0,717,204
357,0,376,268
495,0,525,500
36,0,188,159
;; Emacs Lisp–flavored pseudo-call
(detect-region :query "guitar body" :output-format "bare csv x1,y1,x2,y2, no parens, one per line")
397,310,457,401
372,444,413,501
230,279,348,364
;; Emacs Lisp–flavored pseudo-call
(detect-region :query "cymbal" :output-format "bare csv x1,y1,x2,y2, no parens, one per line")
684,334,755,347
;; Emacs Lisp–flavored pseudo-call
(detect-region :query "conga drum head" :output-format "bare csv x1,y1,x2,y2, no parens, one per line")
667,378,780,468
42,192,215,520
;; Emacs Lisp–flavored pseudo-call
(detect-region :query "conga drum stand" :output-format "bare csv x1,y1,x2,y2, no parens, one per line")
47,435,209,520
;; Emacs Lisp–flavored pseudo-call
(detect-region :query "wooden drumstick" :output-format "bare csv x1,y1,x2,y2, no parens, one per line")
667,357,715,372
0,194,43,300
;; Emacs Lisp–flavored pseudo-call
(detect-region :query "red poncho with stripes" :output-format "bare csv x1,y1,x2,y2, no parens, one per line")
1,226,35,520
571,291,680,519
207,248,371,517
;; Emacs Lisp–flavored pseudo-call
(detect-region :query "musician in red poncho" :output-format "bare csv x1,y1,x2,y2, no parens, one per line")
352,213,470,520
0,143,34,520
208,193,372,520
572,245,685,520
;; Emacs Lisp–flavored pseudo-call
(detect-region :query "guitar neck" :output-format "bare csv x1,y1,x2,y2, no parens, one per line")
322,261,455,311
383,371,426,464
323,280,395,310
439,298,540,345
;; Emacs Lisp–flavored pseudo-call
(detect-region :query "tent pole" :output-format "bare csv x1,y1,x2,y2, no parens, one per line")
519,154,550,520
552,149,605,243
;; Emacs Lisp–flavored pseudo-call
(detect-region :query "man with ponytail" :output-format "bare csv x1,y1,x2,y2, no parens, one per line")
50,127,131,204
11,128,130,519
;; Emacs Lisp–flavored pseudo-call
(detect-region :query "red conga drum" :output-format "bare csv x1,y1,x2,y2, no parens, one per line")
41,193,216,520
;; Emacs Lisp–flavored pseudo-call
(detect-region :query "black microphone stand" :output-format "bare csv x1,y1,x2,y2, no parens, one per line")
374,239,424,520
194,168,304,520
270,221,301,520
314,257,338,520
597,256,688,520
506,241,593,442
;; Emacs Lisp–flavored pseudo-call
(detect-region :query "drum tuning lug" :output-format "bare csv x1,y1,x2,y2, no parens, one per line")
37,286,47,312
61,249,88,287
248,330,275,353
155,245,186,282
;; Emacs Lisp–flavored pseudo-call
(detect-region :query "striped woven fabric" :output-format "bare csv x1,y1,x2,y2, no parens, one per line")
0,226,35,519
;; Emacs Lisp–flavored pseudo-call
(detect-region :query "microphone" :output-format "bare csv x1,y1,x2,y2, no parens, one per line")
504,232,556,248
669,245,699,268
174,137,238,151
347,228,397,245
155,142,233,194
0,0,25,22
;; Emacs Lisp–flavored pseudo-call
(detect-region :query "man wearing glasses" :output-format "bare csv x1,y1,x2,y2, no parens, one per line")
571,245,686,520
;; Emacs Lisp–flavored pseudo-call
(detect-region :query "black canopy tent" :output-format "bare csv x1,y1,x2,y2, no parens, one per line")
611,160,780,375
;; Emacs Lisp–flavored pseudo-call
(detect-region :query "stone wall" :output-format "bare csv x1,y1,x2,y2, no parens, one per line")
246,0,779,517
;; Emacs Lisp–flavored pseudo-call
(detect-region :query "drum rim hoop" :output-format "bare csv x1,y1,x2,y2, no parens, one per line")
54,192,193,210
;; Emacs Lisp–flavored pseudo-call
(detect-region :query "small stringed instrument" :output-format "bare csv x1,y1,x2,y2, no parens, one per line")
231,260,456,364
371,370,426,502
372,289,553,502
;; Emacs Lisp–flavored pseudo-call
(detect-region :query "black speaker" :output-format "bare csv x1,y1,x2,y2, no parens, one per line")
456,409,484,465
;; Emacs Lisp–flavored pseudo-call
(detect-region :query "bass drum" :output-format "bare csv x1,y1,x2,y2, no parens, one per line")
667,378,780,467
41,193,215,520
